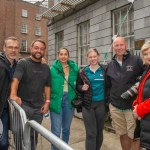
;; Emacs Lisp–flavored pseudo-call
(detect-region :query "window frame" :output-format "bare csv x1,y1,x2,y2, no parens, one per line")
112,5,134,53
55,31,64,58
21,23,28,34
20,40,28,52
77,21,90,67
35,26,41,36
35,14,42,21
22,9,28,18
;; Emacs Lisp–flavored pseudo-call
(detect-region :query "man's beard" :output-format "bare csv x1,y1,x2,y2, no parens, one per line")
31,53,43,60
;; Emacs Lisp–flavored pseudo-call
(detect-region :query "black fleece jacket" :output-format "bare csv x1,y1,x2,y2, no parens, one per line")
0,53,16,117
76,64,108,110
106,51,144,110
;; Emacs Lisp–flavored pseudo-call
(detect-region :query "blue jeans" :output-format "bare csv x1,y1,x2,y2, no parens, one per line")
50,92,74,150
0,108,9,150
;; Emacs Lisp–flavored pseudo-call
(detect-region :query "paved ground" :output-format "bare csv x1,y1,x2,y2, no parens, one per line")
40,116,122,150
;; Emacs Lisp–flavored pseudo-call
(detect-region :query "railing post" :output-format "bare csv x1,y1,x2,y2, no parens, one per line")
27,120,74,150
24,122,31,150
8,99,28,150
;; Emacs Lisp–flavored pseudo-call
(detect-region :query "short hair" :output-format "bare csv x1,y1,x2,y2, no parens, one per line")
58,47,69,56
31,39,46,49
4,36,20,47
141,40,150,56
87,48,99,57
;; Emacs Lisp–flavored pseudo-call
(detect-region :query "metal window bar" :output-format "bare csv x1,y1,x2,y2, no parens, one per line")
8,99,28,150
24,120,74,150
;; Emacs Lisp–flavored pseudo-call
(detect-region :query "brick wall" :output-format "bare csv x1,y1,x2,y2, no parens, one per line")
0,0,49,58
0,0,15,50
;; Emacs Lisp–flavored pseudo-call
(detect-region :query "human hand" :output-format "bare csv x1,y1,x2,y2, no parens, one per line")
82,84,89,91
41,102,49,114
10,95,22,106
133,105,141,120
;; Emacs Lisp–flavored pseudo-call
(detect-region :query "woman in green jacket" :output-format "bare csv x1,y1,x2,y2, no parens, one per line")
50,48,79,150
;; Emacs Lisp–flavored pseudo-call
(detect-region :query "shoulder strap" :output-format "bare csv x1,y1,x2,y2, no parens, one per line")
53,66,79,94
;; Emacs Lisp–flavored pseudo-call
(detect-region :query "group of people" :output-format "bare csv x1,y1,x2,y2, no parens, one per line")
0,35,150,150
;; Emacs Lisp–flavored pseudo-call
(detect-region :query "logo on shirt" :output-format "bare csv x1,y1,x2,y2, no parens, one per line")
94,74,104,80
126,65,133,71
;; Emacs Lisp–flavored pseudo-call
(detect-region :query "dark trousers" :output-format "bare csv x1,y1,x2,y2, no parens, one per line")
82,101,106,150
12,104,43,150
0,108,9,150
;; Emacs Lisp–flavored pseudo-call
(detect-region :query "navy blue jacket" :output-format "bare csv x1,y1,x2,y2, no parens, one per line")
0,53,16,117
106,51,144,110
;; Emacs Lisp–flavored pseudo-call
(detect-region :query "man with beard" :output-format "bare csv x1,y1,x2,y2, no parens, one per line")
10,39,51,150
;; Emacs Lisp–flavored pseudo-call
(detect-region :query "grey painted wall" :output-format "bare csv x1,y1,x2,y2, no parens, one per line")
48,0,150,66
134,0,150,41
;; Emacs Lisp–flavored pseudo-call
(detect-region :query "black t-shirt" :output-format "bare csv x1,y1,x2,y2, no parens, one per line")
13,57,51,108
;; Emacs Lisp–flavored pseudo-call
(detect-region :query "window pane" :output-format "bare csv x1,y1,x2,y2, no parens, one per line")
21,40,27,52
121,8,127,23
114,12,119,25
78,21,90,66
112,5,134,52
115,25,119,35
21,24,27,33
22,9,28,17
35,27,41,36
81,46,88,65
121,20,127,36
55,31,64,58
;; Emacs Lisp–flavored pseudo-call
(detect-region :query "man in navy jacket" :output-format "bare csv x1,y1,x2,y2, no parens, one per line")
107,36,143,150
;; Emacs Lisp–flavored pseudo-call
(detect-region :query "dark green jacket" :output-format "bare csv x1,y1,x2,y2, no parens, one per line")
50,59,79,113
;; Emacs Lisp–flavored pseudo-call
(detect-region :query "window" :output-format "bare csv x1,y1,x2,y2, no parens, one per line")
77,21,90,67
112,5,134,53
22,9,28,17
35,27,41,36
21,40,27,52
21,23,28,33
55,31,64,58
35,14,41,21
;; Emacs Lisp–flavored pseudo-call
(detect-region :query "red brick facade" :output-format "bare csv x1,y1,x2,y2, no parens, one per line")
0,0,49,58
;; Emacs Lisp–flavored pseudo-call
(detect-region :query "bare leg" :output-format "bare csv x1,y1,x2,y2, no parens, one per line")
132,139,142,150
120,134,132,150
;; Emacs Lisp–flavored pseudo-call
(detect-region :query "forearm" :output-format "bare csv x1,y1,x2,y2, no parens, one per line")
41,86,50,114
136,99,150,118
44,86,50,101
10,78,22,105
10,78,19,97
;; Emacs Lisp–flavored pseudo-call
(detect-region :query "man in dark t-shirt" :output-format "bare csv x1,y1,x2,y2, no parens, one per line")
10,39,51,150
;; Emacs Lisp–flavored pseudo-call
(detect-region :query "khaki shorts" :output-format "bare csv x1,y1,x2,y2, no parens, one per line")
109,104,136,139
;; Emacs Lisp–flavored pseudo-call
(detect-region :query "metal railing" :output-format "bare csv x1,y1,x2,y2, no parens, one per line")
8,99,28,150
24,120,74,150
8,99,75,150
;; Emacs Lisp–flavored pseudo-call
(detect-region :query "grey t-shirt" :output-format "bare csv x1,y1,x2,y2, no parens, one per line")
13,57,51,108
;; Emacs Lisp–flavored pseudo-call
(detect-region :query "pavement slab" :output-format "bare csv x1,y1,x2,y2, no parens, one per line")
40,116,122,150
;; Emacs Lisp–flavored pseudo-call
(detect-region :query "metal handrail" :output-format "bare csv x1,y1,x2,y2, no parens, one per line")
24,120,74,150
8,99,28,130
8,99,28,150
